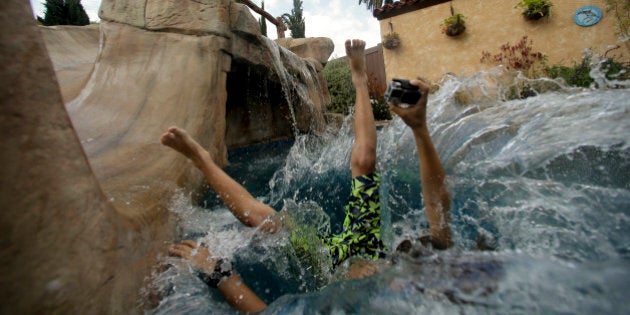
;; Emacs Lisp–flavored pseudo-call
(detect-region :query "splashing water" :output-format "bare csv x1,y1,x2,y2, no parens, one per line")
147,69,630,314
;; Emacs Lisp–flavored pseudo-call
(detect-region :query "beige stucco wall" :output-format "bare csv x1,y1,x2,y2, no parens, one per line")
379,0,624,82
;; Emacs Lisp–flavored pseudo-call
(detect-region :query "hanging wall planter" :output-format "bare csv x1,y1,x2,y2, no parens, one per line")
382,21,400,50
383,32,400,49
516,0,553,20
445,20,466,36
523,6,550,20
441,12,467,37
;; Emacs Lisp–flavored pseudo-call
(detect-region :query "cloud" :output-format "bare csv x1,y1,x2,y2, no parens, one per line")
266,0,381,59
305,12,380,59
82,0,101,21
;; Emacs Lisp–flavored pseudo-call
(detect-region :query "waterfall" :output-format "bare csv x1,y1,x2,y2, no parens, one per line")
260,37,327,136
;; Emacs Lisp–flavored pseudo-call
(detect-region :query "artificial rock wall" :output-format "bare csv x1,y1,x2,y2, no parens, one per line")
1,0,333,313
0,1,118,313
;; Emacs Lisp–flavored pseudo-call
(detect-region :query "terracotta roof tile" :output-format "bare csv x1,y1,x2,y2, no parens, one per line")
373,0,420,16
373,0,450,19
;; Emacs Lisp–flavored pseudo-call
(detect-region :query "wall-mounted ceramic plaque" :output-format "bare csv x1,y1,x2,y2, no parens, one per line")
574,6,602,27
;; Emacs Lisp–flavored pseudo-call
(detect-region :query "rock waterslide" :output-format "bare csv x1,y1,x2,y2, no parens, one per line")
0,0,333,313
40,24,100,101
1,2,118,314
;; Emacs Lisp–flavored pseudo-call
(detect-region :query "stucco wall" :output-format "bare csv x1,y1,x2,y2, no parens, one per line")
379,0,623,82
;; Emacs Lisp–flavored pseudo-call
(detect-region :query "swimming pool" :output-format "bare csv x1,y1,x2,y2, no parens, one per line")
149,70,630,314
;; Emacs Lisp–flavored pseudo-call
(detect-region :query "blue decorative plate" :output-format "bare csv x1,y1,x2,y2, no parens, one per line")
574,6,602,27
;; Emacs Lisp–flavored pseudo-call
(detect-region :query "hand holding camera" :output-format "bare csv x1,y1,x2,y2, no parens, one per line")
384,78,422,108
387,78,430,131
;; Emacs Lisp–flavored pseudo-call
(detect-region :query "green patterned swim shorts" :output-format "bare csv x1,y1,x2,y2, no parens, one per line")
326,172,386,267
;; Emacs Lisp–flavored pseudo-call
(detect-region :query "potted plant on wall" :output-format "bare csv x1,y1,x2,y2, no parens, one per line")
441,13,467,36
516,0,553,20
441,6,466,37
382,31,400,49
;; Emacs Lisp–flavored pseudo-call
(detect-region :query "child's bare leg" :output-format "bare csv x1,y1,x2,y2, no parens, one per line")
161,127,277,230
346,39,377,177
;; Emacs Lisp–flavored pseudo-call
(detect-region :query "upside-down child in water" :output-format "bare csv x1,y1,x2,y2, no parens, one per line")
161,39,453,313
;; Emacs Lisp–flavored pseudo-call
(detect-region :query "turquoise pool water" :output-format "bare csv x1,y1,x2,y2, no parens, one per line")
150,70,630,314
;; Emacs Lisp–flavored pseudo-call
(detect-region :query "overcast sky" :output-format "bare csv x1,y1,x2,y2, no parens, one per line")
29,0,382,59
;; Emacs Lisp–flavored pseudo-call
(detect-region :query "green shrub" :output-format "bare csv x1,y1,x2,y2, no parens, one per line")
600,58,630,81
323,58,392,120
367,73,391,120
372,100,392,120
323,58,355,115
544,59,594,87
544,56,629,88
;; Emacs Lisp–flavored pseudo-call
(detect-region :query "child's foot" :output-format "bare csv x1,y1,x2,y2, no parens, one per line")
345,39,367,82
160,126,209,167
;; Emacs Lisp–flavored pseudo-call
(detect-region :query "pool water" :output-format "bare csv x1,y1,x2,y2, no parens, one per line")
149,69,630,314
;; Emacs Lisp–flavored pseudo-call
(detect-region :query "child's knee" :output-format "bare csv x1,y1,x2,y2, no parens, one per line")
351,149,376,173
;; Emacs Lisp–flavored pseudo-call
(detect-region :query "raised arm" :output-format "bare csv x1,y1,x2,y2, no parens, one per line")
389,79,453,249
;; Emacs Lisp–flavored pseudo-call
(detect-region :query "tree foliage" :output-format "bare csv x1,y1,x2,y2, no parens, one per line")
37,0,90,26
67,0,90,25
282,0,305,38
358,0,389,11
38,0,65,25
